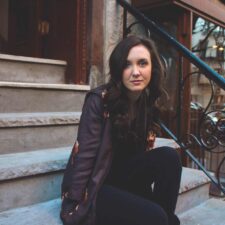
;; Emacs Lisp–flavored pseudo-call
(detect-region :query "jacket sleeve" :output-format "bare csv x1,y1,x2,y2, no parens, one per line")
63,92,104,202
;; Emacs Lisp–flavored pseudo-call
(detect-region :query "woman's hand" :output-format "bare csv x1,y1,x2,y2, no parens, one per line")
60,197,79,225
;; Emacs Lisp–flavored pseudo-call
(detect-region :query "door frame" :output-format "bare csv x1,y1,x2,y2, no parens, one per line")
71,0,90,84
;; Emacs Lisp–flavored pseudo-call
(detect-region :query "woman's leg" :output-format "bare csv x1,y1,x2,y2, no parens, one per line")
114,147,182,225
148,147,182,225
96,184,168,225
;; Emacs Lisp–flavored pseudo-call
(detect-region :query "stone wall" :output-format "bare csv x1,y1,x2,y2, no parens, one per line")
89,0,145,88
102,0,125,84
89,0,132,88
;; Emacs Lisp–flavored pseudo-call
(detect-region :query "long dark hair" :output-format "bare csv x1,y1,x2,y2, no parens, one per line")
106,35,165,149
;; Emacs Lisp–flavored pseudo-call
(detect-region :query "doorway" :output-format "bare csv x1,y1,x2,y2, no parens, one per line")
4,0,90,83
8,0,76,59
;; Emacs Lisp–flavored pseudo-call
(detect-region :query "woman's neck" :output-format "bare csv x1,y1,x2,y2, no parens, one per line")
126,90,142,103
126,91,142,121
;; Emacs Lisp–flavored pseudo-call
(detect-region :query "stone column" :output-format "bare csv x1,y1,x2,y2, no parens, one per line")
89,0,133,88
102,0,125,83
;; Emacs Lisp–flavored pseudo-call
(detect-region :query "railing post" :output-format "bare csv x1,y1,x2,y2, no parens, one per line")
177,56,183,141
177,10,193,165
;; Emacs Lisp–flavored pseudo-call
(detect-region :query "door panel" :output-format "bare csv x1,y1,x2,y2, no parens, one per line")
42,0,76,61
8,0,41,57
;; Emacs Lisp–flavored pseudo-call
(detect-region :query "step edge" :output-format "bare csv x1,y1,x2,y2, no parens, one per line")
179,167,211,194
0,81,90,91
179,181,211,194
0,53,67,66
0,112,81,128
0,147,72,181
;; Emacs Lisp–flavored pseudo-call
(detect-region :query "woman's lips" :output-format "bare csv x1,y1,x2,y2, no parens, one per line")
131,80,143,85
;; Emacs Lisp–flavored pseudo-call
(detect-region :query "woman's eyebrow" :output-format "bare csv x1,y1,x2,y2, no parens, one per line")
138,58,150,61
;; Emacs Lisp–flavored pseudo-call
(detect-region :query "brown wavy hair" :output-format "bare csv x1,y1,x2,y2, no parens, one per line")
106,36,165,148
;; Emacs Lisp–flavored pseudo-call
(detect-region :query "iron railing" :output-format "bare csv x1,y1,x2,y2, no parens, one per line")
117,0,225,195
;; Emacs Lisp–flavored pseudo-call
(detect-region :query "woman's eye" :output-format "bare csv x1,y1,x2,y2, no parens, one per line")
124,61,131,68
139,60,148,67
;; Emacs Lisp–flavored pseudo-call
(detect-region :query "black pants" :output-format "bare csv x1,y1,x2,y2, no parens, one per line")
96,147,182,225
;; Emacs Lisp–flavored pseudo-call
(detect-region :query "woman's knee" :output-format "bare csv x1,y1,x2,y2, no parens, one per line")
97,185,168,225
129,198,169,225
145,204,168,225
146,147,182,180
156,147,181,169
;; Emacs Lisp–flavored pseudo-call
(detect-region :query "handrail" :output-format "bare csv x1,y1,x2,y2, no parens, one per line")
117,0,225,90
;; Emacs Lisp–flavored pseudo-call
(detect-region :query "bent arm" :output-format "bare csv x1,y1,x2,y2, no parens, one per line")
62,93,104,202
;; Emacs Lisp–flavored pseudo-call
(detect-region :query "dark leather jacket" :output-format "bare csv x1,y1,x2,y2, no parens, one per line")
60,85,113,225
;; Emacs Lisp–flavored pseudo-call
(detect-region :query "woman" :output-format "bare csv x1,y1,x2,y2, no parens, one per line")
60,35,182,225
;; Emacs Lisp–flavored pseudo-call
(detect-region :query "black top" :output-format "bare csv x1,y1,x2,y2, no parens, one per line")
104,117,146,185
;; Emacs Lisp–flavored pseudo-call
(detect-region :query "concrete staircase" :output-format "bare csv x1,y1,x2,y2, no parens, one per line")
0,155,222,225
0,54,89,155
1,54,225,224
0,54,89,222
0,140,224,225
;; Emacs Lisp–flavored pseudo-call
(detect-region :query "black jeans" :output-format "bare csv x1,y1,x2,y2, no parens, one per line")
96,147,182,225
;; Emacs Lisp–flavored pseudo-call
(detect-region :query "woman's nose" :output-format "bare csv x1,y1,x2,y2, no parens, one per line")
132,66,140,77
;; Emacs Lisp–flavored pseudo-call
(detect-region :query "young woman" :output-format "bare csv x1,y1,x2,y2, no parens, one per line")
60,35,182,225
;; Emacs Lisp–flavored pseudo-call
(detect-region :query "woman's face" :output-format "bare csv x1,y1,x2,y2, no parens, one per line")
122,44,152,95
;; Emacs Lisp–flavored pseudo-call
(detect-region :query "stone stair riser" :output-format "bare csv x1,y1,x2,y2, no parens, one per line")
0,87,86,113
0,170,212,218
0,125,78,154
176,183,210,214
2,173,210,215
0,172,63,212
0,56,66,84
179,198,225,225
0,199,62,225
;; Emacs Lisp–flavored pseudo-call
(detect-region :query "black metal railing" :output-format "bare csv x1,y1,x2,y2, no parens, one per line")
117,0,225,195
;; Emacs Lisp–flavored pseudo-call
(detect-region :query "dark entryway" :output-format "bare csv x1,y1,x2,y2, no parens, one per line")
2,0,90,84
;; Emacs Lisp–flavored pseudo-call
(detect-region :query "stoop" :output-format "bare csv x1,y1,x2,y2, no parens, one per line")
176,167,210,214
179,198,225,225
0,147,71,212
0,146,214,225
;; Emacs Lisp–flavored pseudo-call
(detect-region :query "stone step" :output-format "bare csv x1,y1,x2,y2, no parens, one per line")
1,197,224,225
176,167,210,214
0,112,80,154
0,81,89,113
0,199,62,225
0,147,71,212
154,137,180,150
179,198,225,225
0,54,67,84
0,140,210,212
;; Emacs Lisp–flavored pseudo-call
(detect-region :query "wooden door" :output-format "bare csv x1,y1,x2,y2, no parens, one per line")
42,0,76,61
41,0,76,82
8,0,42,57
8,0,90,84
